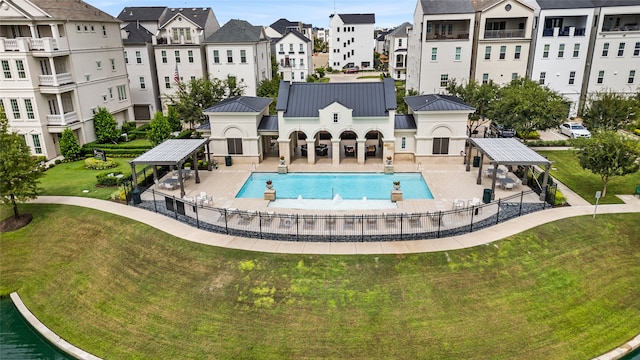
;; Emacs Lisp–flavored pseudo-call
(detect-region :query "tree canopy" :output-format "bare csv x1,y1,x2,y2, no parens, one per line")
59,128,82,161
0,105,43,218
582,90,638,131
93,107,120,144
488,77,570,134
148,111,172,146
446,79,499,135
574,131,640,197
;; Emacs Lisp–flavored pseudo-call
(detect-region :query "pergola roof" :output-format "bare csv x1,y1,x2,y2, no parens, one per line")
130,139,207,166
470,138,551,166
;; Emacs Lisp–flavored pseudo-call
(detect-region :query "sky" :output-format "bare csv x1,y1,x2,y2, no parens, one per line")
86,0,416,30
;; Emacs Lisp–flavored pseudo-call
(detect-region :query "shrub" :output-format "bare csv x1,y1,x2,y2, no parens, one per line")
121,121,137,134
54,159,63,164
85,157,117,170
554,190,567,206
96,171,125,186
517,130,540,140
175,129,194,139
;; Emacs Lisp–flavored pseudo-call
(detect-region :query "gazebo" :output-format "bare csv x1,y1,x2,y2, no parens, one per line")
129,139,211,198
465,138,552,201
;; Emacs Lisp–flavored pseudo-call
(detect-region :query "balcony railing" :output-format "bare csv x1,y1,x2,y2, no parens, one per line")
0,37,67,52
484,29,525,39
543,27,586,37
602,24,640,32
47,111,77,126
39,73,73,87
425,32,470,41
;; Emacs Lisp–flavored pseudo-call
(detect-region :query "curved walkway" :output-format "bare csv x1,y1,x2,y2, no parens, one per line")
33,195,640,255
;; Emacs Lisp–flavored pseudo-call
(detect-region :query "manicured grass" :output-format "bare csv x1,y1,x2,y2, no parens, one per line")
39,158,144,199
2,204,639,359
537,150,640,204
357,75,381,79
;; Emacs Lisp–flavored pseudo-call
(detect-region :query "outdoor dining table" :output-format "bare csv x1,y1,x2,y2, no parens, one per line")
498,177,516,189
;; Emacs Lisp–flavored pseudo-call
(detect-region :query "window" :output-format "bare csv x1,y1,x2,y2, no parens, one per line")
300,72,304,79
135,51,142,64
172,28,191,42
291,72,295,80
401,137,406,150
333,113,339,123
139,76,146,89
629,70,636,84
190,76,196,81
499,45,506,60
124,51,128,64
84,25,88,32
117,85,127,101
32,134,42,154
24,99,34,119
108,87,113,99
240,50,246,63
90,25,95,32
558,44,565,58
432,137,449,155
175,50,181,63
102,25,107,37
10,99,20,119
213,50,220,63
602,43,609,56
110,58,116,71
455,47,461,61
289,44,294,53
568,71,575,85
398,39,402,47
227,50,233,63
514,45,521,59
76,25,82,32
543,44,550,58
291,59,295,68
164,76,170,89
539,71,546,85
431,47,437,61
227,138,243,155
426,22,431,33
300,58,304,67
440,74,448,87
597,70,604,84
482,73,489,84
512,73,518,80
279,44,284,53
16,60,26,78
618,42,625,56
161,50,167,63
188,50,194,63
96,60,102,69
485,46,491,60
299,44,304,53
2,60,11,78
635,42,640,56
573,44,580,57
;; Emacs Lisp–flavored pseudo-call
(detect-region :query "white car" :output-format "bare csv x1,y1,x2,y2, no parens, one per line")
560,122,591,138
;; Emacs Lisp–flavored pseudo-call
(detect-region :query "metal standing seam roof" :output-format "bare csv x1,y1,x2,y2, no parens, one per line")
404,94,475,112
420,0,475,14
130,139,208,165
394,115,417,130
204,19,263,43
470,138,551,165
336,14,376,24
258,115,279,131
203,96,272,113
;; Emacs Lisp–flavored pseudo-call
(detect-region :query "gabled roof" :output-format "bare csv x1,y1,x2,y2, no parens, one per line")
28,0,118,22
388,22,412,37
258,115,279,131
121,22,154,44
277,30,311,44
204,19,263,43
404,94,475,112
395,115,417,130
117,7,167,22
270,18,301,36
276,79,397,118
203,96,272,113
419,0,475,14
537,0,640,9
472,0,535,12
336,13,375,25
159,7,213,29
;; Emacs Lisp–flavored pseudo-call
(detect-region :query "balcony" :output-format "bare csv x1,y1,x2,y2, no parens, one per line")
425,20,471,42
602,14,640,32
39,73,73,87
0,38,29,52
543,27,586,37
484,29,525,39
0,37,68,54
425,31,470,41
47,111,77,126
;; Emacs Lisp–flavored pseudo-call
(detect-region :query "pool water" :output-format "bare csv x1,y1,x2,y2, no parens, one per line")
237,172,433,200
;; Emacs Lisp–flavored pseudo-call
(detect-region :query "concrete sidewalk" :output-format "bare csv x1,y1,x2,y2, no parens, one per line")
32,195,640,255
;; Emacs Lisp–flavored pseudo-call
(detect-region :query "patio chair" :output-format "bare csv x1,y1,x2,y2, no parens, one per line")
280,214,294,228
504,182,515,190
343,215,356,230
384,213,398,228
452,199,465,211
303,214,317,229
408,214,422,229
427,211,441,225
262,211,275,226
325,215,337,230
366,215,378,230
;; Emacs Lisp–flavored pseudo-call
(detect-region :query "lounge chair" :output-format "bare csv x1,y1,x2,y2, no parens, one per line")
343,215,356,230
325,215,336,230
366,215,377,230
344,145,356,157
384,213,397,228
453,199,465,211
408,214,421,229
280,214,294,228
303,214,317,229
262,211,275,225
238,211,255,225
300,144,308,157
366,145,376,157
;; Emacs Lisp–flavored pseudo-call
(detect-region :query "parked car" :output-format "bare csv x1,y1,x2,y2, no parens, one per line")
559,122,591,138
344,66,359,74
488,121,515,138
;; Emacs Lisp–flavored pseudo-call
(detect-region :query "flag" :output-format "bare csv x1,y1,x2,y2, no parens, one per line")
173,64,180,84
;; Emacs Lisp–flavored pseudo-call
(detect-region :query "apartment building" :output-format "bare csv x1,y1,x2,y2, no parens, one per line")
153,8,220,110
328,13,375,70
387,23,412,80
0,0,133,159
274,31,313,82
203,20,272,96
269,19,313,40
407,0,476,93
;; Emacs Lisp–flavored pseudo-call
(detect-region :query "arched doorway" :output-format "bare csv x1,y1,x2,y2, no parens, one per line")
339,130,358,162
364,130,383,161
289,130,308,161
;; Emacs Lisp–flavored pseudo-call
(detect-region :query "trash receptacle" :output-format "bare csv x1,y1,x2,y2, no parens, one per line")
482,188,492,204
225,156,232,166
132,189,141,205
473,155,481,167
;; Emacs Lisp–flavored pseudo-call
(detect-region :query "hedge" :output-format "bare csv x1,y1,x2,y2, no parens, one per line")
96,171,126,186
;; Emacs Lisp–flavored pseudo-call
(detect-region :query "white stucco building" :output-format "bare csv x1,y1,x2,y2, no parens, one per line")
274,31,313,82
0,0,134,159
204,20,272,97
328,13,375,70
387,23,412,80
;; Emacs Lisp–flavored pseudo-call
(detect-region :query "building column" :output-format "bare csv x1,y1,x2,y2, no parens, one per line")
307,138,316,165
539,164,550,201
50,24,60,39
278,138,291,164
55,94,64,124
29,25,37,38
331,139,340,166
357,138,366,165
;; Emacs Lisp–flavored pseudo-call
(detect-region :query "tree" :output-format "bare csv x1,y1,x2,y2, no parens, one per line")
148,111,172,146
0,105,43,218
93,107,120,144
489,77,570,134
574,130,640,197
313,38,327,53
446,79,499,136
582,90,638,131
166,106,182,132
257,77,281,115
59,128,82,161
395,83,418,115
168,76,245,129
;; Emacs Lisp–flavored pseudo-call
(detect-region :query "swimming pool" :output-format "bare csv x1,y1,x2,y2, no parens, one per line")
236,172,434,200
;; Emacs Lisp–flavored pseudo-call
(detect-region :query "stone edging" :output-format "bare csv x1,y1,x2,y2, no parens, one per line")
592,333,640,360
9,292,102,360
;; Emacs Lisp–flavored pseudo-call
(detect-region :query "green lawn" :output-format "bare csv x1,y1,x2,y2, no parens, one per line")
537,150,640,204
39,158,144,199
2,204,639,359
357,75,381,79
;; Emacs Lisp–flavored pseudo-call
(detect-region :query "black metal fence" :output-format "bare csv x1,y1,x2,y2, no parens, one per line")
132,186,555,242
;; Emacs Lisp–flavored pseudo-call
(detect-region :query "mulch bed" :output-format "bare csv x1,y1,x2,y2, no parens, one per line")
0,213,33,233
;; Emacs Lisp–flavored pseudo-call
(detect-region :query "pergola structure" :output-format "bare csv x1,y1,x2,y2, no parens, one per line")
129,139,211,198
465,138,552,201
